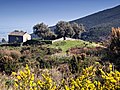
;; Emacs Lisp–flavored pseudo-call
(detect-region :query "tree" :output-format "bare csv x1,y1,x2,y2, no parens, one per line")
1,38,6,43
72,23,85,39
33,23,56,40
55,21,75,40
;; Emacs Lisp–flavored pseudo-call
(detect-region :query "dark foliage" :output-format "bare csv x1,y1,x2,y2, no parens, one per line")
33,23,56,40
0,43,21,47
55,21,75,39
23,39,52,46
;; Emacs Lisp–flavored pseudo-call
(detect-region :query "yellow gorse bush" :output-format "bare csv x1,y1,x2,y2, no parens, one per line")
12,64,36,90
63,63,120,90
12,64,56,90
11,63,120,90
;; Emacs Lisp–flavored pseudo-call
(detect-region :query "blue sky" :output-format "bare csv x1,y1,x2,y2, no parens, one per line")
0,0,120,33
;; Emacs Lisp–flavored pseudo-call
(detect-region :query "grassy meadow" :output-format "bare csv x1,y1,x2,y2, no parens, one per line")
49,40,100,52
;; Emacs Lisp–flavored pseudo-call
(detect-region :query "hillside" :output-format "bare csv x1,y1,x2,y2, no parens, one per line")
70,5,120,41
0,29,120,89
32,5,120,42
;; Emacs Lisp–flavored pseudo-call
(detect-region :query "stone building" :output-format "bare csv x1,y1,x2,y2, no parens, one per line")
8,30,31,43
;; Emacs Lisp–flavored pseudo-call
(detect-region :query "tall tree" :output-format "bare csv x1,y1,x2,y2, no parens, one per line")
72,23,85,39
55,21,75,40
1,38,6,43
33,23,56,40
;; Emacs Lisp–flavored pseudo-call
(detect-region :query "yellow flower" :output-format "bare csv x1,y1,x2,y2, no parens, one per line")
115,70,120,76
17,76,21,80
30,81,33,87
37,80,43,87
109,64,113,71
34,87,37,90
41,74,45,79
51,85,56,90
11,64,120,90
37,80,41,85
14,79,18,82
99,69,106,75
81,88,85,90
47,77,52,83
12,72,17,76
61,79,65,84
30,87,33,90
95,62,99,64
94,81,97,85
88,83,95,89
32,83,36,87
71,85,75,90
14,82,18,87
111,79,117,83
25,64,29,70
20,87,23,90
65,85,69,90
86,80,91,84
28,69,30,75
20,70,26,78
20,82,22,86
20,70,23,75
31,74,34,81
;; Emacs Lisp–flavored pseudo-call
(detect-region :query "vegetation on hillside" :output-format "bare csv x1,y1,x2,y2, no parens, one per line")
32,21,85,40
106,27,120,71
70,5,120,42
0,27,120,89
4,62,120,90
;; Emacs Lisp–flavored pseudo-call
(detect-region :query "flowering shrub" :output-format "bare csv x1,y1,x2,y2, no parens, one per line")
63,63,120,90
12,64,56,90
11,63,120,90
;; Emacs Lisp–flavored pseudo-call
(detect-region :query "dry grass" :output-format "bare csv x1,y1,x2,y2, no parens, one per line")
0,49,21,61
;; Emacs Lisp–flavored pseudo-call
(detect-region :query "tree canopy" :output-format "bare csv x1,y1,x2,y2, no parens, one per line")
55,21,75,40
33,23,56,40
33,21,85,40
72,22,85,39
55,21,85,39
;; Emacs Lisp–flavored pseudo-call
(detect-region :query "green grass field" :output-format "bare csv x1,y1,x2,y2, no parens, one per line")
49,40,100,52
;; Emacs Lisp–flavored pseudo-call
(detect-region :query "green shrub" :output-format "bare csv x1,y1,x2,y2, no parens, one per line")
40,40,52,44
0,50,21,75
36,57,52,68
23,39,52,46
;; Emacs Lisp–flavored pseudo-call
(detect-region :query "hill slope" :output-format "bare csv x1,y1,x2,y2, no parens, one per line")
32,5,120,42
70,5,120,41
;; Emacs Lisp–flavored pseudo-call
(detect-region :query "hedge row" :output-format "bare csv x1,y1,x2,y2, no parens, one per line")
23,39,52,46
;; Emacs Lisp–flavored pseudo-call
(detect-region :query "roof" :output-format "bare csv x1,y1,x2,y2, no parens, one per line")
9,31,27,36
